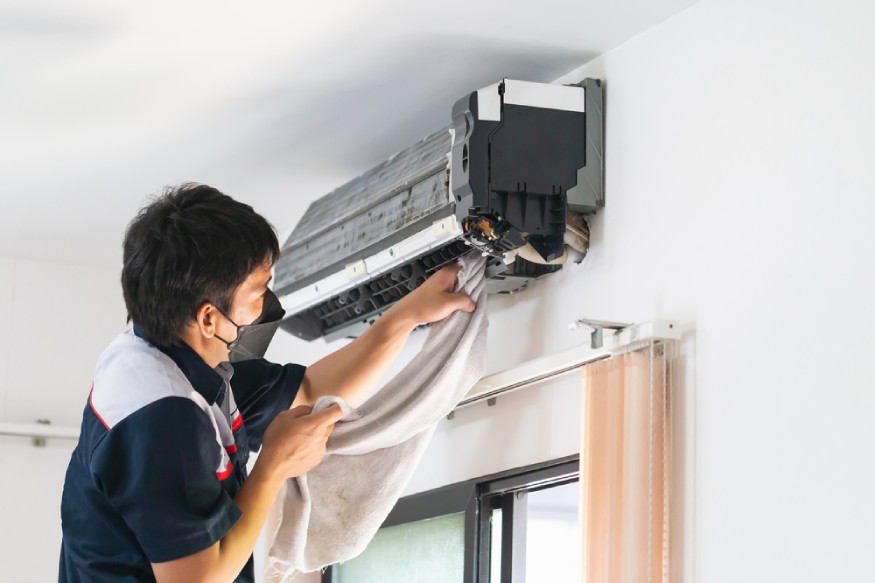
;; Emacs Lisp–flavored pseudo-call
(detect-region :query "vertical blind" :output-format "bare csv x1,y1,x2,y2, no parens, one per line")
581,339,671,583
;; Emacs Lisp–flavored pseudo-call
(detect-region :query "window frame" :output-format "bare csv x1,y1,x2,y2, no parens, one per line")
322,454,579,583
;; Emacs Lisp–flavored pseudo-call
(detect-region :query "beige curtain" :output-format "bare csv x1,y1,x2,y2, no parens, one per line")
581,342,670,583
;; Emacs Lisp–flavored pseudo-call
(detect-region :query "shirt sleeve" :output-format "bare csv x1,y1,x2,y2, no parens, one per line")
229,359,306,453
90,397,242,564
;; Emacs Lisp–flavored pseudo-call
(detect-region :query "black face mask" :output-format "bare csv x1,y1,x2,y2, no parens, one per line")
213,289,286,363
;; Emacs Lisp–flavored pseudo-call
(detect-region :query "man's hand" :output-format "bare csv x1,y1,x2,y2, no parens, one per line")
390,263,475,328
260,404,343,479
294,263,475,410
152,404,343,583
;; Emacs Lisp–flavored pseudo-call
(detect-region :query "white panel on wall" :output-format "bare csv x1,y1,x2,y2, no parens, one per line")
0,438,76,581
0,258,14,419
0,257,126,582
3,259,126,425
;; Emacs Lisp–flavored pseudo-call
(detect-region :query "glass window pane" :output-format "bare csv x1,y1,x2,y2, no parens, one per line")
525,481,581,583
333,512,465,583
489,507,502,583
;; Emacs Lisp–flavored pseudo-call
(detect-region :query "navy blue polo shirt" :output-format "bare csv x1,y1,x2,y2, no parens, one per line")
59,327,305,582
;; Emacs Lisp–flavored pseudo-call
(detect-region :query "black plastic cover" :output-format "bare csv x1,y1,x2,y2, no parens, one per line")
451,82,586,262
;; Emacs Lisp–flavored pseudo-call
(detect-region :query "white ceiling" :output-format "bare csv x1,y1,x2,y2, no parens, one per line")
0,0,699,268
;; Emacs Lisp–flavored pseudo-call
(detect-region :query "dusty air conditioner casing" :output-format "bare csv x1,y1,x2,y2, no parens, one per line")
274,78,604,342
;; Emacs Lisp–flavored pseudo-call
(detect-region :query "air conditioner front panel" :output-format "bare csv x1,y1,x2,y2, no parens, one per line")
274,128,453,296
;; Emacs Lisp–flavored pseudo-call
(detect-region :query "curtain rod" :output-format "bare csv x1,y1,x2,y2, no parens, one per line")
452,320,679,412
0,421,80,442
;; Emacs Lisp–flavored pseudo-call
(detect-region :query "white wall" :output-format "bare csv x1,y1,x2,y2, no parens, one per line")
399,1,875,581
0,257,127,581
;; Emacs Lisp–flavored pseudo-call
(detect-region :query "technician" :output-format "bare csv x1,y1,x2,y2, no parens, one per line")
59,183,474,582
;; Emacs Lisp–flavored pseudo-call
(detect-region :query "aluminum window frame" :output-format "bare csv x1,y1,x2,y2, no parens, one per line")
321,454,579,583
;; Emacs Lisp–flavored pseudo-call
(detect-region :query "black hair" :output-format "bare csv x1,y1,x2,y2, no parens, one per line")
121,183,280,346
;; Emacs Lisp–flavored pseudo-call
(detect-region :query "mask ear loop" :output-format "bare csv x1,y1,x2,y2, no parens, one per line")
206,301,240,348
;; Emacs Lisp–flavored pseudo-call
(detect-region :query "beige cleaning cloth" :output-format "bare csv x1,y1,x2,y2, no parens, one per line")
266,251,488,580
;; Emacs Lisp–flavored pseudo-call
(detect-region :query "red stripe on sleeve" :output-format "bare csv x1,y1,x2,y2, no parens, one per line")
89,383,110,430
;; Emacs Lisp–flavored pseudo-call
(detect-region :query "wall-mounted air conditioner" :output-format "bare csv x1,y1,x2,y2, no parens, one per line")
274,78,604,342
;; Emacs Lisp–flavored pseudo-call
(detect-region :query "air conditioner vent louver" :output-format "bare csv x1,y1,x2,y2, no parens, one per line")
280,240,472,341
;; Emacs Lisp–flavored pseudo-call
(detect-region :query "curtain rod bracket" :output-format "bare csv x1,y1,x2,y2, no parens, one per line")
569,318,632,349
32,419,51,447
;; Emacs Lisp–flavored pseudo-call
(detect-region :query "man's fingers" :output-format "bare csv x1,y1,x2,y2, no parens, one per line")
311,403,345,426
449,291,476,313
434,264,463,291
289,405,313,418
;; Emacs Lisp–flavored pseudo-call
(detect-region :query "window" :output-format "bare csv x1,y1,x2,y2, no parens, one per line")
524,482,581,581
324,455,579,583
331,513,466,583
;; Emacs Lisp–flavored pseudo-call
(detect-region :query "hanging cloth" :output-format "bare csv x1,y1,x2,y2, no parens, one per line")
267,252,488,579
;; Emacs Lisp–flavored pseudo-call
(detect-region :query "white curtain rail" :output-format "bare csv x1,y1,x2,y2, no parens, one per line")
453,320,679,411
0,421,80,440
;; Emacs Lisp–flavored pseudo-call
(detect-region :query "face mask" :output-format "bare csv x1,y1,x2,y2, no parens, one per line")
213,289,286,363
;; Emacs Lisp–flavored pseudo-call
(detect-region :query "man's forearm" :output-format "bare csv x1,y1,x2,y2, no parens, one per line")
151,457,285,582
216,459,286,576
298,263,474,407
301,306,416,406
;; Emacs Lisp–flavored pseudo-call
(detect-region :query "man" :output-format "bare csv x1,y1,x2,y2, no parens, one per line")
59,184,475,582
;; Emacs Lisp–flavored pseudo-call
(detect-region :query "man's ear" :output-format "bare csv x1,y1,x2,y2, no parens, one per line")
194,302,218,339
